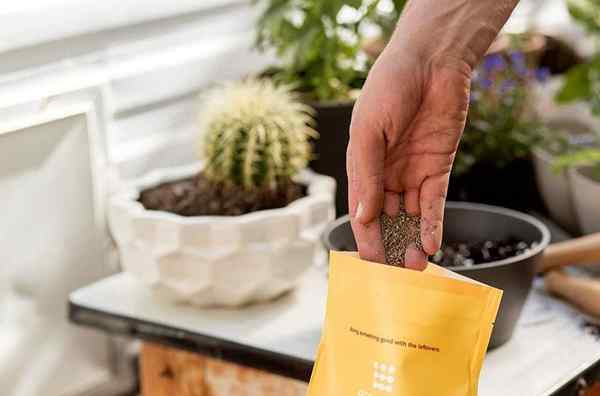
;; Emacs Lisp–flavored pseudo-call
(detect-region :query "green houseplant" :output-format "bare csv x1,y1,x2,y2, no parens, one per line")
533,0,600,234
254,0,380,215
554,146,600,234
555,0,600,115
448,50,549,210
108,79,336,307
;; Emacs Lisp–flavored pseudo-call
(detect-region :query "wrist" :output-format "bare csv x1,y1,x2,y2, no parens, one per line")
389,0,519,70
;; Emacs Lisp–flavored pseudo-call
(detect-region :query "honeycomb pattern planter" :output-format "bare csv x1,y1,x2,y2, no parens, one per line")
109,163,336,307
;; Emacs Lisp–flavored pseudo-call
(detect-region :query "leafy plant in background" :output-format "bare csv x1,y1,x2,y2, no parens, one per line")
200,79,316,190
365,0,406,39
254,0,384,102
549,0,600,179
553,147,600,178
453,52,550,175
556,0,600,115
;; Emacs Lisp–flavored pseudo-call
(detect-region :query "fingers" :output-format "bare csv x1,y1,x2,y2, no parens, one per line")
348,139,385,263
403,189,420,215
405,244,428,271
347,142,357,217
419,172,450,255
348,102,386,263
386,190,426,270
351,217,386,263
383,191,401,216
351,129,385,224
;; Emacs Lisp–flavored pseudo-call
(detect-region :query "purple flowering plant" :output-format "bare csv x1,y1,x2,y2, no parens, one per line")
453,51,549,175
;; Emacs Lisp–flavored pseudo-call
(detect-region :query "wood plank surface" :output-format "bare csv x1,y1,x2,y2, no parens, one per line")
140,343,308,396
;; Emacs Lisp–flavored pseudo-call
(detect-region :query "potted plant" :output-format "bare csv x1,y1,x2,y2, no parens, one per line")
554,149,600,234
533,0,599,233
554,0,600,116
532,127,596,234
108,79,336,307
254,0,374,215
555,0,600,234
447,50,549,211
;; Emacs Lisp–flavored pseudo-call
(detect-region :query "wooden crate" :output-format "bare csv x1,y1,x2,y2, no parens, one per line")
140,343,308,396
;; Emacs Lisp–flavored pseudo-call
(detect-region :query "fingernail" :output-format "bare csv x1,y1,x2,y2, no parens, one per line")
405,245,427,271
356,202,364,221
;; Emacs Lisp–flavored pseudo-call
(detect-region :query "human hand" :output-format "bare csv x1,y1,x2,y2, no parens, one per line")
347,48,471,270
346,0,520,269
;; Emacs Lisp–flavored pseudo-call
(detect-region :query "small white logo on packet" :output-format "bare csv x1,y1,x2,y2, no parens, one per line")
372,361,396,393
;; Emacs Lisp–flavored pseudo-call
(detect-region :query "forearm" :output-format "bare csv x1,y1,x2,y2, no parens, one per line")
389,0,519,70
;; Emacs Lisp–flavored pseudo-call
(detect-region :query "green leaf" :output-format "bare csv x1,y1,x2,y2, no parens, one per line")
345,0,363,9
556,63,592,103
254,0,373,101
568,0,600,34
553,148,600,171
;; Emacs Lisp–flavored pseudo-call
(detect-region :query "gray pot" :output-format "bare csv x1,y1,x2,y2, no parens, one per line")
322,202,551,348
570,166,600,234
533,148,580,234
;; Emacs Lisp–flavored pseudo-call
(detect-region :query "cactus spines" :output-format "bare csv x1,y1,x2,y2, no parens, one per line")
199,79,316,190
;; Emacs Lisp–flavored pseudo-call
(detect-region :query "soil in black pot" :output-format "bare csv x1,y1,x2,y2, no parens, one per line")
431,238,537,268
139,172,305,217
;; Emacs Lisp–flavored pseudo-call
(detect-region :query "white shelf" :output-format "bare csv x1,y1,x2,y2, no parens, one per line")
70,270,600,395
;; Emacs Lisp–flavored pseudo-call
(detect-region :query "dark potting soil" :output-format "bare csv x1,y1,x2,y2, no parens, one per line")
430,238,537,268
138,172,305,217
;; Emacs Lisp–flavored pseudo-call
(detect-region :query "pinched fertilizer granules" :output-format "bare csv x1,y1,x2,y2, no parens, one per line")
380,211,424,266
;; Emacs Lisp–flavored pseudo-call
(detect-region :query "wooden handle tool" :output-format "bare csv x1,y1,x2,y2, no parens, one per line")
545,270,600,318
538,232,600,273
539,232,600,319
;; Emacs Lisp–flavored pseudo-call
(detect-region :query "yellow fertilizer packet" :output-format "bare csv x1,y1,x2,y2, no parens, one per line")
307,252,502,396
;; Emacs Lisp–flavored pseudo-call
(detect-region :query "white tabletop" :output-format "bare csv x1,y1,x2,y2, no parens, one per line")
70,269,600,396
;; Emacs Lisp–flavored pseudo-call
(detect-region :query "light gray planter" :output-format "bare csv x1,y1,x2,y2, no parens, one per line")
532,78,599,234
109,163,336,307
532,148,580,234
570,166,600,234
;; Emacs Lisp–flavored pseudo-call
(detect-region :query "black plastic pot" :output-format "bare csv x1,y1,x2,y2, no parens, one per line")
308,100,355,217
448,159,546,212
322,202,551,348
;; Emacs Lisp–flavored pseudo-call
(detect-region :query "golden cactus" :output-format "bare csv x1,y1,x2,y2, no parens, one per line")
199,79,316,190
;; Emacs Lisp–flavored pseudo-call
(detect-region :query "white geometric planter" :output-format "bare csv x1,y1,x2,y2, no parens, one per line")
109,163,336,307
569,166,600,234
